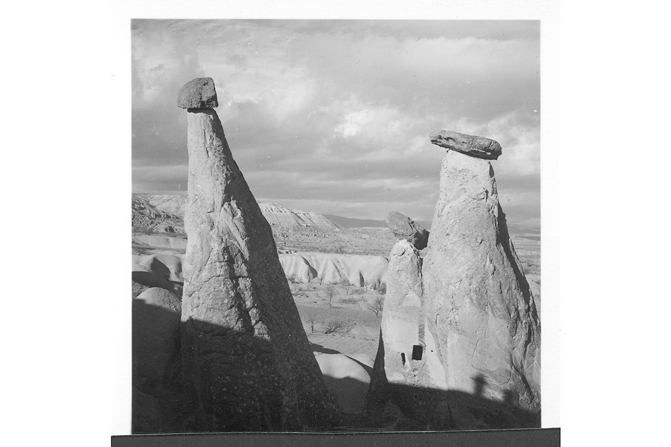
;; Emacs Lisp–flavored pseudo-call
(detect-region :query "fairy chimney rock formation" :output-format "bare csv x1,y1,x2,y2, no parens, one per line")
178,78,338,431
385,211,430,250
365,131,540,430
430,130,502,160
364,240,450,428
423,133,540,427
177,77,219,109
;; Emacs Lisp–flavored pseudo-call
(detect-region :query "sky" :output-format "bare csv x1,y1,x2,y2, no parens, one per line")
132,19,540,226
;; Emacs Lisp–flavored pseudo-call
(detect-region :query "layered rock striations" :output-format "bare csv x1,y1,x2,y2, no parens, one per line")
178,78,339,431
279,252,389,288
259,202,342,232
365,131,540,429
131,194,342,235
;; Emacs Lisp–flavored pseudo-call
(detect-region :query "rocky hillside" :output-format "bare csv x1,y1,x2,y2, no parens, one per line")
132,195,184,233
260,202,342,232
132,193,341,234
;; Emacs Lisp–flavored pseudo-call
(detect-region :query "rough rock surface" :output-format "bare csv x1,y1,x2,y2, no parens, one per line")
429,130,502,160
385,211,429,250
144,194,188,217
364,240,450,429
422,150,540,426
177,77,218,109
132,194,342,234
132,195,183,233
179,99,338,431
365,143,540,430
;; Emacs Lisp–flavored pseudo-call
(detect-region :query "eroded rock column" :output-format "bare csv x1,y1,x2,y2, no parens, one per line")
423,131,541,427
365,133,541,430
365,237,449,429
178,77,339,431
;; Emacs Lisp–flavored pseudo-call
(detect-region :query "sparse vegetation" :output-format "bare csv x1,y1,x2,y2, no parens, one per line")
339,279,352,296
340,296,359,305
323,319,349,334
377,283,387,295
368,295,385,317
325,284,337,307
307,316,317,333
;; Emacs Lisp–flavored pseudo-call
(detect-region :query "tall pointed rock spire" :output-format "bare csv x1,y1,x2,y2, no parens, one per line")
178,77,339,431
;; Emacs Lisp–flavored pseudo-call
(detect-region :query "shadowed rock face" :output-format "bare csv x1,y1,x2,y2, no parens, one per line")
366,142,540,430
429,130,502,160
177,77,218,109
180,103,339,431
132,289,183,433
133,288,182,393
385,211,429,250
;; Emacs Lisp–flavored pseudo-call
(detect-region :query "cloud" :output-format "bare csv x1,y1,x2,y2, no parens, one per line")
131,19,540,225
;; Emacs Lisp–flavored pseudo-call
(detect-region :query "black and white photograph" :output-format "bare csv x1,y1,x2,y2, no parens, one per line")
130,18,547,434
11,1,671,446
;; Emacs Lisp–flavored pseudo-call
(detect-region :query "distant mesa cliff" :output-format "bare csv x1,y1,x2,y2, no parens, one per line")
132,193,341,234
259,202,342,232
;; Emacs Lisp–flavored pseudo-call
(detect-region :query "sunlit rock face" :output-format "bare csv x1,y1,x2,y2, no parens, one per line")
259,202,342,232
365,240,450,429
179,79,339,432
423,149,540,427
366,133,540,430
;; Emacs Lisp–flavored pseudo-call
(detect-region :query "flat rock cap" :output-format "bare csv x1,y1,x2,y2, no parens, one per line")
177,77,218,109
430,130,502,160
386,211,429,250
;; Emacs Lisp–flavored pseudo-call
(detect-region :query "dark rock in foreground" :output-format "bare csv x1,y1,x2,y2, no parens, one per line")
132,288,183,433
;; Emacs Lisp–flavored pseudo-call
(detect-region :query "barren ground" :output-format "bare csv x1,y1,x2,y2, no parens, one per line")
132,228,540,359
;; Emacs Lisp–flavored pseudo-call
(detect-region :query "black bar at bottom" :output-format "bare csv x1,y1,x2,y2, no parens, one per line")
112,428,560,447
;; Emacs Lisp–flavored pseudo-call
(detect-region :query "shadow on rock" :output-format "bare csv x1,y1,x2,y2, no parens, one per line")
134,301,339,433
310,343,340,354
132,271,183,297
134,300,539,433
